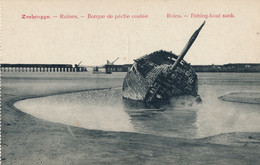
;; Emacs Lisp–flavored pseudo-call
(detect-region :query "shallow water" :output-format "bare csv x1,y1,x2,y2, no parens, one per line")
14,73,260,139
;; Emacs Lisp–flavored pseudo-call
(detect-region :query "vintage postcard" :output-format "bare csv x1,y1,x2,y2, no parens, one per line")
1,0,260,164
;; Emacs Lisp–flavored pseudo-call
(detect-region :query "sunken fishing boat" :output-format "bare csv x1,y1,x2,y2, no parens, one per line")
122,22,205,107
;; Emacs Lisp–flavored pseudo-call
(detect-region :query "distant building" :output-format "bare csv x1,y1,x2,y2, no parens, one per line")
105,63,260,73
223,63,260,72
105,64,132,74
193,63,260,72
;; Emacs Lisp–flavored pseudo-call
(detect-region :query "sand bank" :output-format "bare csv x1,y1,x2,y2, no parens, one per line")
2,72,260,164
219,92,260,104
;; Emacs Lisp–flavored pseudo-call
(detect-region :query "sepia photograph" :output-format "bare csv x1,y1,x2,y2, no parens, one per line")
1,0,260,164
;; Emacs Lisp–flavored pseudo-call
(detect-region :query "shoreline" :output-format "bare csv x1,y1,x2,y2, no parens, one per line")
219,92,260,105
2,72,260,164
10,87,260,140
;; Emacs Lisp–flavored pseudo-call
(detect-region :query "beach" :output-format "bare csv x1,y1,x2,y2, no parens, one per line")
1,72,260,165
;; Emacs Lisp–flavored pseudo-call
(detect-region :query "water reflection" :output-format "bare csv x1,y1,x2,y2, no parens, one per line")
14,88,200,138
14,83,260,139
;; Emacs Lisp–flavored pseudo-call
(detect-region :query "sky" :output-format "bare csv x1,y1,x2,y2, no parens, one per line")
2,0,260,66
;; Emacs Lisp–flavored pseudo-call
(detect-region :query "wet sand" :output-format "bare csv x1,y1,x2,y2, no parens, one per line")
219,92,260,104
1,72,260,164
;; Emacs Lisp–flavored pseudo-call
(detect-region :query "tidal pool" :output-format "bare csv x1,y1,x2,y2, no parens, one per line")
14,73,260,139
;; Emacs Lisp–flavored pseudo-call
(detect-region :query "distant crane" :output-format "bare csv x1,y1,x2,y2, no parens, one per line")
93,57,119,73
105,57,120,74
107,57,119,65
75,61,87,72
77,61,82,66
75,61,82,68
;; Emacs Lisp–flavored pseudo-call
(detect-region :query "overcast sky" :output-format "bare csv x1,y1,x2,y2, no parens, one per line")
2,0,260,66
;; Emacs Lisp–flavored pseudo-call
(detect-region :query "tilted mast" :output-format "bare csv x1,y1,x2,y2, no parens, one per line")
171,21,205,70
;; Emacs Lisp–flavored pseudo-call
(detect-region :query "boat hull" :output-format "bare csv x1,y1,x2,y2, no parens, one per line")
122,50,198,106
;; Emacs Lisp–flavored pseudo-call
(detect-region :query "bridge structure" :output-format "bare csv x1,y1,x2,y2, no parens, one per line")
0,64,87,72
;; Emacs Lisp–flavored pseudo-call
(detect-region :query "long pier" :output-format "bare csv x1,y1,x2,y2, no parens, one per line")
1,63,259,73
0,64,87,72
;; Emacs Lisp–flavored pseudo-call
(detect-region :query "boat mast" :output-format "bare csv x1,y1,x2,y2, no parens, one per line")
171,21,205,70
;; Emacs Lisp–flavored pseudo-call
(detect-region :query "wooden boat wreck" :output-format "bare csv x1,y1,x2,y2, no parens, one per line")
122,22,205,107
